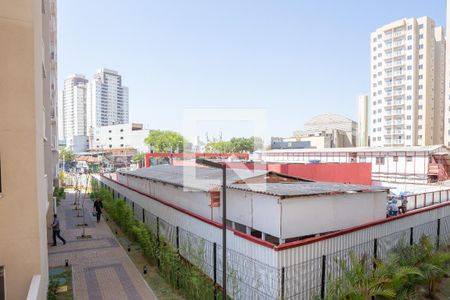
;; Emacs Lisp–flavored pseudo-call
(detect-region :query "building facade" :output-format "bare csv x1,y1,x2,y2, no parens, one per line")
86,68,129,132
370,17,445,147
0,0,59,298
61,74,89,152
357,95,369,147
293,114,357,148
91,123,150,152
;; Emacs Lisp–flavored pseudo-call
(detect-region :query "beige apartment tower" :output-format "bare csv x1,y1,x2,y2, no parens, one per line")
357,95,369,147
370,17,445,147
0,0,58,299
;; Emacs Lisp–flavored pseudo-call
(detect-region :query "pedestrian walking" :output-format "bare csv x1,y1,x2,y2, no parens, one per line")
50,214,66,246
93,198,103,223
399,196,408,214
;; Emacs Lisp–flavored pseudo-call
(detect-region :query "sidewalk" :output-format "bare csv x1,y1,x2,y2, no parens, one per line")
48,191,157,300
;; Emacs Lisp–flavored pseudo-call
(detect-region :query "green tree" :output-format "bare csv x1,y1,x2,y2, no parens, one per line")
132,152,146,167
59,148,75,161
144,130,186,152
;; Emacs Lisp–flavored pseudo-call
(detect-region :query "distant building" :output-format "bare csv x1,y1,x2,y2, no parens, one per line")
61,74,89,152
292,114,357,148
86,68,129,131
91,123,150,152
270,137,311,149
370,17,445,147
261,145,450,184
358,95,369,147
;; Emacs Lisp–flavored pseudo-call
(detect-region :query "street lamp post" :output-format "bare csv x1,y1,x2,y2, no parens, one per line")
195,158,227,300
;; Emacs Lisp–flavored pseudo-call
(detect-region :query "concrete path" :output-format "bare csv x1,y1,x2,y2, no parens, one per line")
48,191,157,300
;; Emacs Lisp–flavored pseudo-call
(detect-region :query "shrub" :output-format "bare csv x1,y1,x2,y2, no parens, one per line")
91,185,217,300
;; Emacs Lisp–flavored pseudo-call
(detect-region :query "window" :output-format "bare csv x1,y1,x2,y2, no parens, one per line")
418,85,423,89
407,65,412,70
407,75,412,80
419,75,423,79
407,135,411,140
419,64,423,69
418,105,423,110
120,137,124,140
407,105,411,110
419,44,424,49
108,137,112,140
419,54,423,59
120,144,124,147
376,157,385,165
407,35,412,40
407,86,412,90
393,156,398,162
407,55,412,60
108,130,112,133
407,45,412,50
419,24,424,29
406,156,413,162
407,25,412,30
120,129,124,132
419,34,424,39
406,126,411,129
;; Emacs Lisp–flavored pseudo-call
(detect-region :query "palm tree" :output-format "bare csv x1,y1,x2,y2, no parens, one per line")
323,253,396,300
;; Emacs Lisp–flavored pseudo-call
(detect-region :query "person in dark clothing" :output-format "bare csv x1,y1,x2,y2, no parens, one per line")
50,214,66,246
93,199,103,223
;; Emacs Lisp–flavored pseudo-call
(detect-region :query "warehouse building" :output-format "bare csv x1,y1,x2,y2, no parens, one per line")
259,145,450,184
117,165,387,244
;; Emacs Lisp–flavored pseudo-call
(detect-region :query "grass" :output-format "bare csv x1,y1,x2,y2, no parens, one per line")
48,266,73,300
103,212,185,300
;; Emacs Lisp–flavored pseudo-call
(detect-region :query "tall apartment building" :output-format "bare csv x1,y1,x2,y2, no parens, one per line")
370,17,445,147
86,68,129,134
445,1,450,146
62,74,89,152
0,0,59,298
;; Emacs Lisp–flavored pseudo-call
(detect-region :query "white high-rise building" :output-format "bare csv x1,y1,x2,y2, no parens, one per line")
62,74,88,139
445,0,450,146
86,68,129,133
370,17,445,147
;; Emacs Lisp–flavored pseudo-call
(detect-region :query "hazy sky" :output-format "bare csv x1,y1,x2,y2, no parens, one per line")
58,0,446,141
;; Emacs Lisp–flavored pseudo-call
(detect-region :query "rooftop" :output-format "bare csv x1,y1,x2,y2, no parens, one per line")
263,145,447,154
119,165,387,197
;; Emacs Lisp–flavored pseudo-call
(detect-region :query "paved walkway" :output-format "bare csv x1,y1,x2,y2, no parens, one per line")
48,191,157,300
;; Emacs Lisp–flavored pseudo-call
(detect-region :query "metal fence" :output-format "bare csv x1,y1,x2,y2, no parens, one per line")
282,216,450,299
98,179,281,300
97,176,450,300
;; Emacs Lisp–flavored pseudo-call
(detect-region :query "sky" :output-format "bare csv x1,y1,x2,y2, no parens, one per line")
58,0,446,142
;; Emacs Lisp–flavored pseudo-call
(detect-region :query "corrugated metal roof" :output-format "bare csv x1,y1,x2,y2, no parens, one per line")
228,182,387,198
263,145,446,154
119,165,269,191
119,165,387,197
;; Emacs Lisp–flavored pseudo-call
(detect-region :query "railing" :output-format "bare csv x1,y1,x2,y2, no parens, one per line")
406,188,450,210
98,174,450,299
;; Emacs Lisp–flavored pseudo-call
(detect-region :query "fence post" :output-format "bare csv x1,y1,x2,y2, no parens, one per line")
437,218,441,250
414,195,417,209
142,209,145,223
432,192,435,205
281,267,285,300
213,242,217,300
410,227,414,246
440,191,442,203
156,217,160,269
373,238,378,270
176,226,180,288
424,193,426,207
320,255,326,299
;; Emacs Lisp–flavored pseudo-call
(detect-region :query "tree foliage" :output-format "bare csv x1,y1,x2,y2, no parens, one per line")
205,136,263,153
59,148,75,161
144,130,186,153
